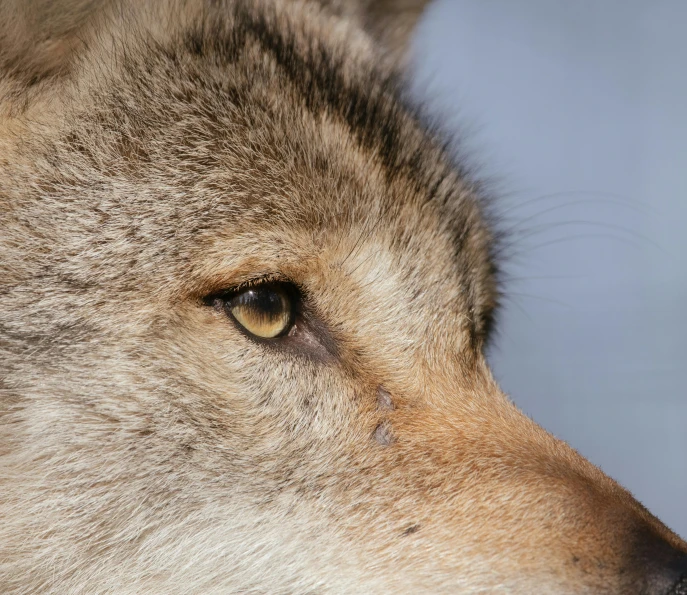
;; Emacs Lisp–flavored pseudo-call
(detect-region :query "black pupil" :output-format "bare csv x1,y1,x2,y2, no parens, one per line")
244,288,283,317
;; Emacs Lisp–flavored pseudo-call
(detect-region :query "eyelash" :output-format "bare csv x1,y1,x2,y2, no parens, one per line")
230,273,290,293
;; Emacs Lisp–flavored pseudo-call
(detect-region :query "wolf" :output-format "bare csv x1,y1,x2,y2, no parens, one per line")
0,0,685,593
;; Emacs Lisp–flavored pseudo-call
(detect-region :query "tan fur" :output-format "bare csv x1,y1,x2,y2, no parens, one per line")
0,1,685,593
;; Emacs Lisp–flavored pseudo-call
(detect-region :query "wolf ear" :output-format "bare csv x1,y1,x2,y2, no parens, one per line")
0,0,107,85
321,0,432,64
361,0,433,63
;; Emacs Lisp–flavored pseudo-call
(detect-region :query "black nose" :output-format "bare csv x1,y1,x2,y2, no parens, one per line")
633,527,687,595
667,574,687,595
656,547,687,595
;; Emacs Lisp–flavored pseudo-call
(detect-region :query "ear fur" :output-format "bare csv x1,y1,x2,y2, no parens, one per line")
362,0,433,63
0,0,432,85
320,0,433,64
0,0,111,84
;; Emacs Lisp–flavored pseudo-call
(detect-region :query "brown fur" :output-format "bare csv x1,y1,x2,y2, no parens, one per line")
0,1,685,593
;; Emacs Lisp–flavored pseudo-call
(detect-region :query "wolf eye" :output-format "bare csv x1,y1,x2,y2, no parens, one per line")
224,283,294,339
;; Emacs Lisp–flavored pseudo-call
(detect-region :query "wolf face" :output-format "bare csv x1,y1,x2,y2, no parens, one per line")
0,1,685,593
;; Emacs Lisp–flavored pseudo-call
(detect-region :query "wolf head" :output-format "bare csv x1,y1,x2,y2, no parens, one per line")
0,1,685,593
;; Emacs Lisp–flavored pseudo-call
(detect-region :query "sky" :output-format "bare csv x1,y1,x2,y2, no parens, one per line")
413,0,687,537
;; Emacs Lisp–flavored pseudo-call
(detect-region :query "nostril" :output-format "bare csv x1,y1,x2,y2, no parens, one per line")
667,575,687,595
665,555,687,595
630,527,687,595
650,550,687,595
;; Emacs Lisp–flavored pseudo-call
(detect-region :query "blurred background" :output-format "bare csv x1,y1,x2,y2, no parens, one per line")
412,0,686,537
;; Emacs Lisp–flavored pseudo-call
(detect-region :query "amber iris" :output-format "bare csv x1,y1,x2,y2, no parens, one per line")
228,284,293,338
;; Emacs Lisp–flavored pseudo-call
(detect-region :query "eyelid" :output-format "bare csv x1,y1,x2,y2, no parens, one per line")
225,273,292,295
194,270,293,304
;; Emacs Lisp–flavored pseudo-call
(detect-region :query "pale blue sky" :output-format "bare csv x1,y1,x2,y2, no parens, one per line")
414,0,687,537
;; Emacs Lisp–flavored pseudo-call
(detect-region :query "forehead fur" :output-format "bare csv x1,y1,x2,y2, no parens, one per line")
0,0,497,343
